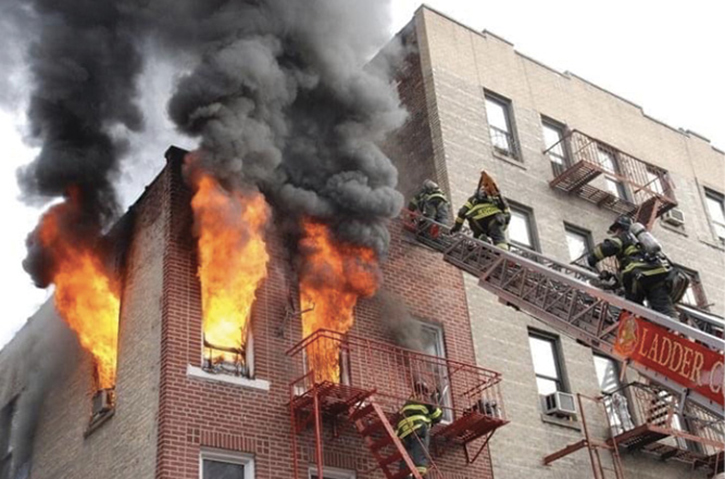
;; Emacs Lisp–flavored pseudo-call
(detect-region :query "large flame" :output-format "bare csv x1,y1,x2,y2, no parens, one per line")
190,172,270,367
37,202,120,390
299,220,379,383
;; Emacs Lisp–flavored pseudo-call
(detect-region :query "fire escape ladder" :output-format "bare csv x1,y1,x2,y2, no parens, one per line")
543,394,625,479
348,401,444,479
633,196,661,230
401,212,724,419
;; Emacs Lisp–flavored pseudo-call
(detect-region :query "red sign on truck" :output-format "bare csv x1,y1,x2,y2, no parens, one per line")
614,311,724,406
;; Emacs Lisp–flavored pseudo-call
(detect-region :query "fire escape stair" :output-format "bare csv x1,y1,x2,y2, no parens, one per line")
550,160,602,193
348,400,443,479
633,196,660,230
401,213,724,419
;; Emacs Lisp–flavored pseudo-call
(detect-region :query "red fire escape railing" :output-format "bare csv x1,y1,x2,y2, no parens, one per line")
546,130,677,227
287,329,508,479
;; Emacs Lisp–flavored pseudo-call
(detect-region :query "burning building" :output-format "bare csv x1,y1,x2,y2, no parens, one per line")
0,145,506,479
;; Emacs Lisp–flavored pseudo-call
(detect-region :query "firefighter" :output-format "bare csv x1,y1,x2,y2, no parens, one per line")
449,186,511,250
396,381,443,477
408,179,450,224
587,215,677,318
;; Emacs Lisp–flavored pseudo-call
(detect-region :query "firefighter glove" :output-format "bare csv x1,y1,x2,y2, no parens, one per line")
450,223,462,234
598,270,615,281
586,253,598,268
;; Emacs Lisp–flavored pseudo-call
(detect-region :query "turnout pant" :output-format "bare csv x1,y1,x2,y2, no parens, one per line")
624,272,677,318
469,216,509,250
399,425,431,476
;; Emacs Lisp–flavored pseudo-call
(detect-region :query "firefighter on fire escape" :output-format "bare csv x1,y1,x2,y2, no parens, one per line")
450,171,511,250
396,381,443,478
587,214,688,318
408,179,450,224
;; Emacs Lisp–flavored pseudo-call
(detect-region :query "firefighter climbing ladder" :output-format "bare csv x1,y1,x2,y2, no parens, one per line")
402,212,725,419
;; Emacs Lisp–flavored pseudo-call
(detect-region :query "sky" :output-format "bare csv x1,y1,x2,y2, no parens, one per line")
1,0,724,349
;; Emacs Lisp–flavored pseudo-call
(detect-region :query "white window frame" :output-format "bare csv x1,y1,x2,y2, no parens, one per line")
704,188,725,244
200,449,255,479
541,118,569,170
528,331,567,397
508,203,539,251
417,321,453,423
484,91,519,159
308,465,356,479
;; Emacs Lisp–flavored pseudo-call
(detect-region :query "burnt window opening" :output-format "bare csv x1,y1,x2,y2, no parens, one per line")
203,330,255,379
87,363,116,433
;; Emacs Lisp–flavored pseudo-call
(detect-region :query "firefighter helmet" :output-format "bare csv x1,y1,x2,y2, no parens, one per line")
423,179,438,192
608,214,633,234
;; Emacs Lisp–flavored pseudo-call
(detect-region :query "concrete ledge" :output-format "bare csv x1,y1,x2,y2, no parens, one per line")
540,413,581,431
187,365,270,392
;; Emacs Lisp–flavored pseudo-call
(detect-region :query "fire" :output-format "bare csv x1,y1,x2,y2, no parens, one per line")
37,202,120,390
190,171,270,369
299,220,379,383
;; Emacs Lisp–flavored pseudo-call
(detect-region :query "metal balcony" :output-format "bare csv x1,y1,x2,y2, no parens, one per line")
287,329,508,475
546,130,677,224
602,383,724,469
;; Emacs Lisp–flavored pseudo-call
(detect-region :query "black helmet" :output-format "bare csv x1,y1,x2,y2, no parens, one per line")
608,214,633,234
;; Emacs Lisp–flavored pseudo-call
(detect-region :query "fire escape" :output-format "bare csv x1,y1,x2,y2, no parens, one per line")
546,130,677,229
401,212,724,476
287,330,509,479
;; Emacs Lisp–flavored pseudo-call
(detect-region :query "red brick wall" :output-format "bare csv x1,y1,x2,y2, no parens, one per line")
150,148,494,479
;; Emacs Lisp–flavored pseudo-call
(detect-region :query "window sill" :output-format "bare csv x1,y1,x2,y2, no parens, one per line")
492,150,527,170
187,365,270,391
698,238,725,252
540,413,581,431
85,408,115,438
658,220,688,237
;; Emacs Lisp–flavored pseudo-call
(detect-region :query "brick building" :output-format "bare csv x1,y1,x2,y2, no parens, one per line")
387,6,724,479
2,6,724,479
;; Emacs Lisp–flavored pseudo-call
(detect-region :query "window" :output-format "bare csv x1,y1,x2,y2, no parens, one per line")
201,450,254,479
308,466,356,479
676,266,708,310
597,147,627,200
418,321,453,423
203,330,255,379
705,189,725,244
593,355,633,435
542,119,569,175
645,168,665,196
508,204,538,251
528,332,566,396
564,225,593,263
485,92,518,159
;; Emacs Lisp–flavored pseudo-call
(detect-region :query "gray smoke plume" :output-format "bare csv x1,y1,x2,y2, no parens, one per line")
161,0,407,253
378,291,432,353
0,302,79,476
15,0,145,285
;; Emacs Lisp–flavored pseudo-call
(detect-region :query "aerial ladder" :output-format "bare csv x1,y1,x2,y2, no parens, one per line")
401,212,724,419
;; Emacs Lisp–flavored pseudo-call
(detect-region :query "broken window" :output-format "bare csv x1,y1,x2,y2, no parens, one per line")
203,330,254,379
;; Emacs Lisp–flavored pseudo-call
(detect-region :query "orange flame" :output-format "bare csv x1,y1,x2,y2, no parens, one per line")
190,172,270,367
299,220,379,383
37,202,120,390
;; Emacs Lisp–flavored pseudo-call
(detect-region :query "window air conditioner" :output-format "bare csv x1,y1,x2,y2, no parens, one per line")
542,391,577,417
661,208,685,227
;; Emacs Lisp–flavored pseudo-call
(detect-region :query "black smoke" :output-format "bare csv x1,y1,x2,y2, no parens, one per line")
162,0,407,253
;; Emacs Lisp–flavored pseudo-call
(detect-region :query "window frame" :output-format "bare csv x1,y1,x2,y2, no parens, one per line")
541,117,570,174
200,449,255,479
674,265,709,310
308,465,357,479
507,202,540,252
704,188,725,245
563,224,594,263
415,320,454,423
596,146,629,200
527,330,568,397
484,90,520,160
201,328,255,379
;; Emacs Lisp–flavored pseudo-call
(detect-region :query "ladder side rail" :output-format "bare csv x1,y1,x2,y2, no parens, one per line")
455,236,723,350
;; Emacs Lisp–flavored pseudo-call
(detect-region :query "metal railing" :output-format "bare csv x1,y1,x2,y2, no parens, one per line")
287,329,507,423
602,383,724,457
546,130,677,213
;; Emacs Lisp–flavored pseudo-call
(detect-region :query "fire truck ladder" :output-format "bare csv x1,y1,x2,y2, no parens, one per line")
402,212,724,419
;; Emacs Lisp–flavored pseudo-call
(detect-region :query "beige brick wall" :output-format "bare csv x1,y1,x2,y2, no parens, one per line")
406,7,724,479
